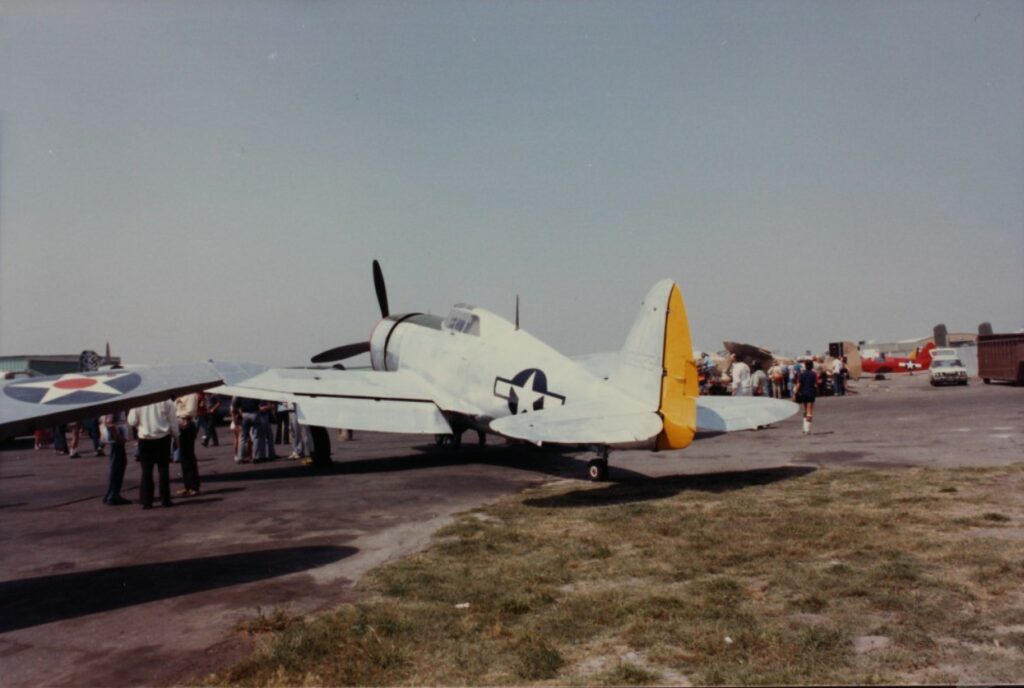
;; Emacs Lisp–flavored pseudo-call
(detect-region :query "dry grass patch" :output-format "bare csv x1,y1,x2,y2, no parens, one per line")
212,463,1024,685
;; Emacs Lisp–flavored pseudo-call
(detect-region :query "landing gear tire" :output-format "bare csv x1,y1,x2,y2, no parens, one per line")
308,426,332,471
434,432,463,449
588,459,608,482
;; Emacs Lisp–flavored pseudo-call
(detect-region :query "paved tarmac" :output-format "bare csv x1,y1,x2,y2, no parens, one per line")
0,375,1021,686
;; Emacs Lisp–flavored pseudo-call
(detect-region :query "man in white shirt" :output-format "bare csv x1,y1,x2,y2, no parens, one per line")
831,357,846,396
128,399,180,509
729,354,752,396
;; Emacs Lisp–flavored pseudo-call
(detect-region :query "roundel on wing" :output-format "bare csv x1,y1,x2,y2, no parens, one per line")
3,372,143,406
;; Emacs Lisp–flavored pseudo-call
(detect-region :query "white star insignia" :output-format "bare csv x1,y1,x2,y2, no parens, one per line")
17,372,135,404
510,372,545,414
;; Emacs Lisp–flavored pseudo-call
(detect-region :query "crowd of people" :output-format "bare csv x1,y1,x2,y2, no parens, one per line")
699,353,848,399
699,352,850,435
36,392,318,510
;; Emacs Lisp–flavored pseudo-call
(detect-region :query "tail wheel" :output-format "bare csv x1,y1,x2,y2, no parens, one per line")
588,459,608,482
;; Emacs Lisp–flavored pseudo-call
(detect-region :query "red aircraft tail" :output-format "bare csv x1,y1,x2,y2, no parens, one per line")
913,342,936,369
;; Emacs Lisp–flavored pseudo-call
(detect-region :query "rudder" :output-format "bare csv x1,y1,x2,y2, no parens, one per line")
656,284,698,450
609,280,698,450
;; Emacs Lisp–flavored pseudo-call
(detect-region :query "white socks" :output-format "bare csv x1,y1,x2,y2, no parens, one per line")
802,418,811,434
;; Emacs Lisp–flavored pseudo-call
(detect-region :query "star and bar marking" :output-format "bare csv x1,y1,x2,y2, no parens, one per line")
3,371,142,405
493,368,566,415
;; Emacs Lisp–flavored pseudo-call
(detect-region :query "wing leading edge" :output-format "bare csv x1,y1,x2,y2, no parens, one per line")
207,365,457,435
0,363,223,437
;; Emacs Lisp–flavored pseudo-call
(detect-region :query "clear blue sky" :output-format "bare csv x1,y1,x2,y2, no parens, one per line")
1,1,1021,365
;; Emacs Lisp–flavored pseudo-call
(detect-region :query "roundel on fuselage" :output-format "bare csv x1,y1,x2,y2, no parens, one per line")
493,368,566,415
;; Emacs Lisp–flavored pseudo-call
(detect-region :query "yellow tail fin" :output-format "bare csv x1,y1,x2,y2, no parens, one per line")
656,284,698,450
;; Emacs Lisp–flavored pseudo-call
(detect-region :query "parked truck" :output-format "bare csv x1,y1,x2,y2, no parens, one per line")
977,333,1024,385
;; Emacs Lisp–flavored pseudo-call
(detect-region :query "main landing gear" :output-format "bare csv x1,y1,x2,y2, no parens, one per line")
435,428,488,449
434,432,462,449
587,447,610,482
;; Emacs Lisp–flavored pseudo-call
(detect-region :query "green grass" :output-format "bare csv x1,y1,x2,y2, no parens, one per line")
210,464,1024,686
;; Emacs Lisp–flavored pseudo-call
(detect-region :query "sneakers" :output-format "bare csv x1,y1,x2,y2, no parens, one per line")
104,496,131,506
68,451,81,459
288,452,300,460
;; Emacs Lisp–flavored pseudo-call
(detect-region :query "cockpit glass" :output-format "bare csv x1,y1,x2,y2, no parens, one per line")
443,309,481,336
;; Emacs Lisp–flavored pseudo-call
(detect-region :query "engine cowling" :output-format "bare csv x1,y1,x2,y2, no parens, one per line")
369,313,422,371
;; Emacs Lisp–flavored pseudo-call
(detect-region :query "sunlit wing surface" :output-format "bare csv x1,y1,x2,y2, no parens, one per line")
490,399,663,445
207,365,461,435
695,396,797,434
0,363,223,437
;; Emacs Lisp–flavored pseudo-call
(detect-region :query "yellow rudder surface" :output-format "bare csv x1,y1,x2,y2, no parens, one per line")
656,283,698,450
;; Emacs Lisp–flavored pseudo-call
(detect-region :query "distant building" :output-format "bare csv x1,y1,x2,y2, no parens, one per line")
0,353,121,377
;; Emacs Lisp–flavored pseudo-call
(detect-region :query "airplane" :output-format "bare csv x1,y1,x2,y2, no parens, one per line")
860,342,935,378
2,262,798,480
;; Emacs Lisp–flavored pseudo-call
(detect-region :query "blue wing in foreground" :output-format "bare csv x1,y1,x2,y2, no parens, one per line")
0,363,223,437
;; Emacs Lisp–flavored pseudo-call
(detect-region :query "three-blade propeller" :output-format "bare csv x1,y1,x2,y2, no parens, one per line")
310,260,390,364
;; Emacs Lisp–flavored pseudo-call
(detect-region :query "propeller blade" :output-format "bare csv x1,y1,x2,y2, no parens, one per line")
373,259,389,318
311,341,370,364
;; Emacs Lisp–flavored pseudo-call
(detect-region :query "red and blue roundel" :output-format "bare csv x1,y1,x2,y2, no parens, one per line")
4,372,142,406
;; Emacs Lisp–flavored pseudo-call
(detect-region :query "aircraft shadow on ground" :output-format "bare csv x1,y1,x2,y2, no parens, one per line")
0,545,355,634
522,465,818,509
199,444,602,483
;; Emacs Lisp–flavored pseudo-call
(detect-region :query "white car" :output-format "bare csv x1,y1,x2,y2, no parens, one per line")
930,358,969,386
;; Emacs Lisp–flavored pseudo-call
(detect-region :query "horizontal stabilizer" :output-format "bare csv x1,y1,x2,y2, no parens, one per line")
696,396,798,434
490,400,663,445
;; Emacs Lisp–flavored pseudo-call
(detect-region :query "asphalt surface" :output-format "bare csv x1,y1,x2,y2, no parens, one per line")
0,375,1021,686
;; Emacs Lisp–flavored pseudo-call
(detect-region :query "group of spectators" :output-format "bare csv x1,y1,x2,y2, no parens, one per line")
699,353,850,435
700,353,848,400
39,392,317,510
229,397,312,463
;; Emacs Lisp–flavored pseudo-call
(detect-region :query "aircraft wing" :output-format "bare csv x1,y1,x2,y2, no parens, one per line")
490,399,664,445
696,396,798,433
0,363,223,438
207,364,463,435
